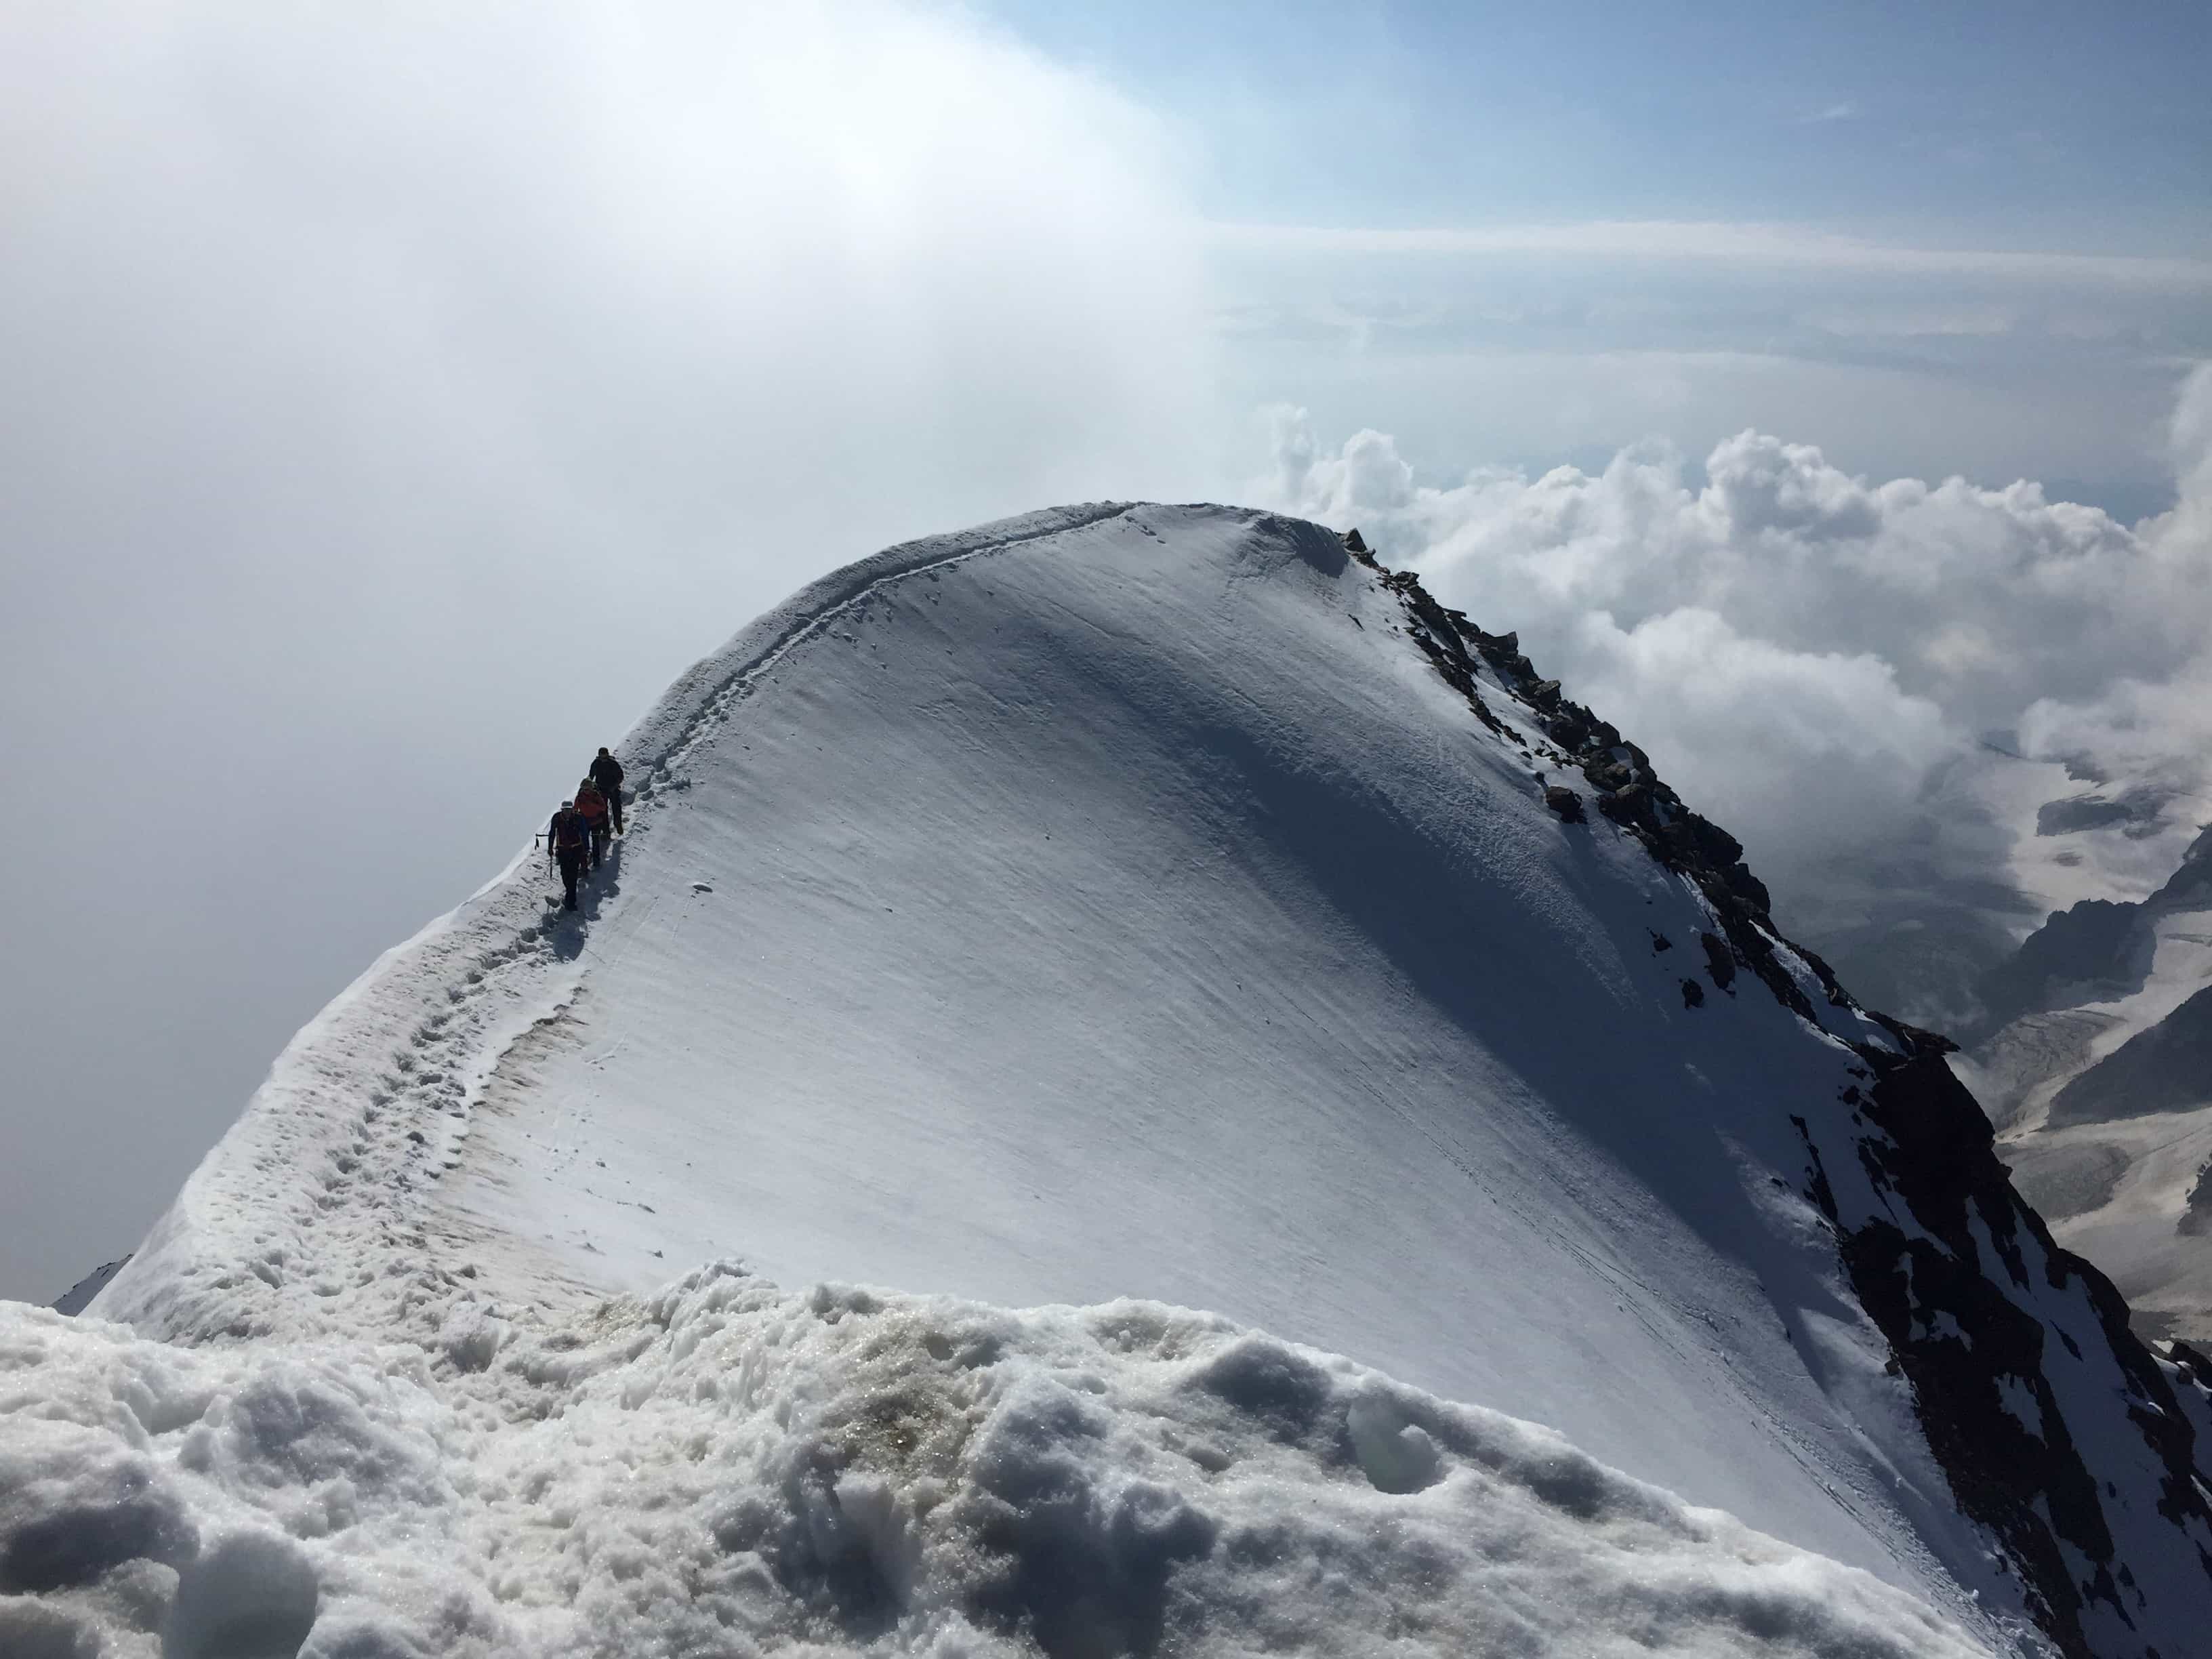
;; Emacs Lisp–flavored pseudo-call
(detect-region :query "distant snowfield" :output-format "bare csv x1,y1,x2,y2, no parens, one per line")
2,504,2148,1653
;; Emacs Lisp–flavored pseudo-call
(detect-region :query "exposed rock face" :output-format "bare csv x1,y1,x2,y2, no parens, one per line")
1541,785,1584,823
2155,824,2212,913
1347,526,2212,1659
1975,827,2212,1053
1840,1054,2209,1657
2183,1166,2212,1239
2051,985,2212,1126
1970,899,2157,1043
49,1257,129,1317
1700,933,1738,993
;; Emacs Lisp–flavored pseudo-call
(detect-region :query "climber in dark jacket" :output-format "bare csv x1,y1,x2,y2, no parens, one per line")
547,800,590,911
589,747,626,835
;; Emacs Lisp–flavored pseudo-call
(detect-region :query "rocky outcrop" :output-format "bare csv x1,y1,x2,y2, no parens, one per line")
50,1256,129,1317
2182,1166,2212,1240
1542,785,1584,823
1349,527,2212,1659
2051,985,2212,1125
1971,823,2212,1048
2153,823,2212,913
1841,1052,2212,1655
1969,899,2158,1043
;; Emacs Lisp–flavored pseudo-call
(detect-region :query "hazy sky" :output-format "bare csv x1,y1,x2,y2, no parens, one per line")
3,0,2206,1300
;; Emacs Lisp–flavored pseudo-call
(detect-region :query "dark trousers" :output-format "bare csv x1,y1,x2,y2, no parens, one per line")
587,821,609,865
556,848,586,909
590,777,623,834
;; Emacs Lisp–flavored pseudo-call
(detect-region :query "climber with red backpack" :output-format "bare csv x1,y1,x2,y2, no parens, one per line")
574,779,611,867
546,799,590,911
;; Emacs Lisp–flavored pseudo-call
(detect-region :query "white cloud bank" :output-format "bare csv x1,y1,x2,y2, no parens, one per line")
1210,220,2212,290
0,0,1223,1299
1261,365,2212,1021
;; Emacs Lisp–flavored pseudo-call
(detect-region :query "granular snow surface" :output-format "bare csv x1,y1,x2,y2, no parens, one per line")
1,503,2123,1654
3,1273,1994,1658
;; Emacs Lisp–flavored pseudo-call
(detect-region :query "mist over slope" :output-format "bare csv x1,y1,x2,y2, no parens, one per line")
9,506,2207,1656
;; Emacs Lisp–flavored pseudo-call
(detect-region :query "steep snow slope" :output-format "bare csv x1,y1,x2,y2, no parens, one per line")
18,505,2207,1657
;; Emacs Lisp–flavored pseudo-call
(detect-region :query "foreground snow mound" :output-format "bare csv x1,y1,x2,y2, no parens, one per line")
1,1272,1991,1658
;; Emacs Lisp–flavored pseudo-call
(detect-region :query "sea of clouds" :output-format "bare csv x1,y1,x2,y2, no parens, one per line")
1261,367,2212,1022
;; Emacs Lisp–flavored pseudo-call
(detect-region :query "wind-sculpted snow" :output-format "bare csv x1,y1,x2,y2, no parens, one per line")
21,501,2209,1655
1,1275,1992,1658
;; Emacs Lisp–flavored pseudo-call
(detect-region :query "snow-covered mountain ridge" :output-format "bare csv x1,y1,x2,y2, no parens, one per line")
1368,535,2212,1656
8,504,2209,1657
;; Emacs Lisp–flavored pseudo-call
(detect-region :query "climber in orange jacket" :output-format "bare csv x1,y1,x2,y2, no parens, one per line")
574,780,611,867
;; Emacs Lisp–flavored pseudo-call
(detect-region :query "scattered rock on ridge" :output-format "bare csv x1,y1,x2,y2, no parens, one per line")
1701,933,1738,992
49,1256,129,1317
1364,539,2212,1659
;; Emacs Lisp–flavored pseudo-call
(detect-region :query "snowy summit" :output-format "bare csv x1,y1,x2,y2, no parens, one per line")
6,504,2209,1658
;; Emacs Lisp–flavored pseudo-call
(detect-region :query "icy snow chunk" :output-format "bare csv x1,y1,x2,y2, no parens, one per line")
0,1429,197,1593
434,1305,508,1375
296,1615,434,1658
1185,1334,1332,1443
181,1360,450,1521
831,1471,922,1604
1346,1385,1443,1494
0,1597,104,1659
954,1371,1217,1655
165,1530,319,1659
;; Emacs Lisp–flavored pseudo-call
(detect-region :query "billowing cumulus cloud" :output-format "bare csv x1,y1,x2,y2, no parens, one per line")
2014,370,2212,888
1261,365,2212,1021
0,0,1221,1298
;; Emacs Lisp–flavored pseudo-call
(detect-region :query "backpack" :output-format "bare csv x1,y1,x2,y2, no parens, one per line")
552,809,586,850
